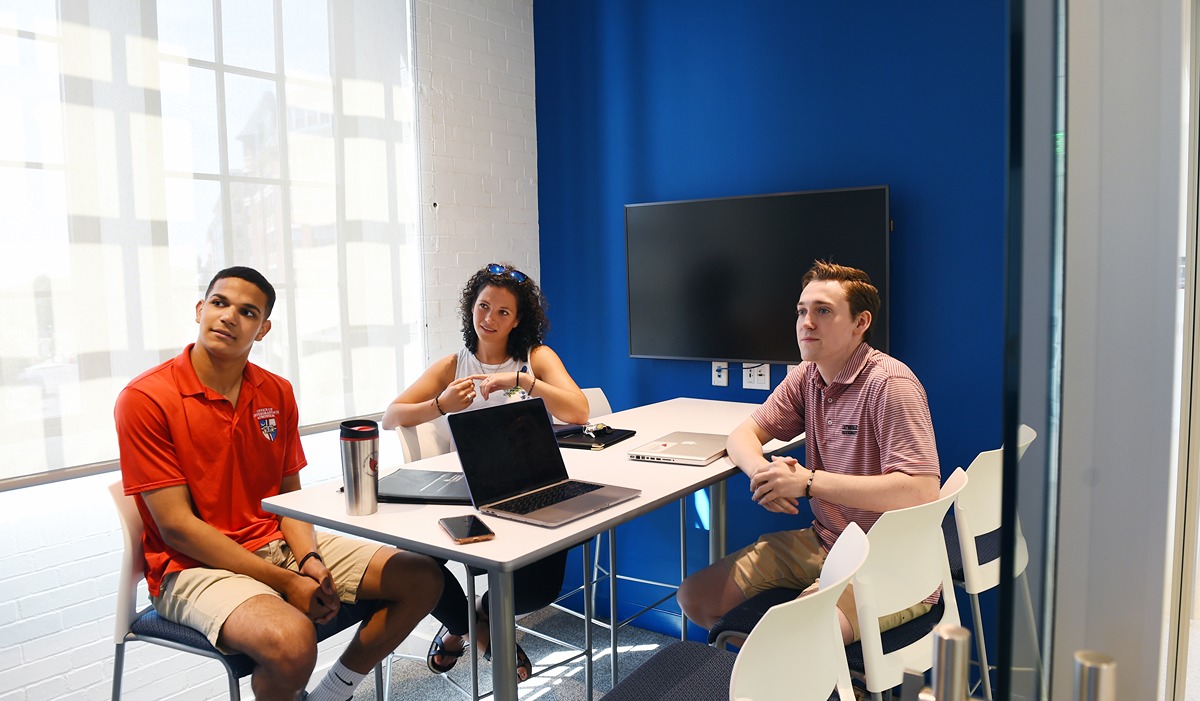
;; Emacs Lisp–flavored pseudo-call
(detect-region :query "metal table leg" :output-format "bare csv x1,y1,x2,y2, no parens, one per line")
609,527,618,688
709,481,727,564
486,569,518,701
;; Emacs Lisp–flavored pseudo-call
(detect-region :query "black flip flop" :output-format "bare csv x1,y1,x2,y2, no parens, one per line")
483,641,533,682
427,625,467,674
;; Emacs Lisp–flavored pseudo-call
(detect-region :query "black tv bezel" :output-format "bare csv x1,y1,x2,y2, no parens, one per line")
624,185,890,364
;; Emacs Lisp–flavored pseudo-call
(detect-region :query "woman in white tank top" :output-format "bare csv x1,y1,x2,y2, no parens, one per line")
382,262,590,681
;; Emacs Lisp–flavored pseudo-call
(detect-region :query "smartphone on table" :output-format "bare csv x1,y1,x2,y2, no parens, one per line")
438,514,495,544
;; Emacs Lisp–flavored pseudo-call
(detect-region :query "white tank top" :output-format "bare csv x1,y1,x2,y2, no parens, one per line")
453,347,532,412
422,348,536,451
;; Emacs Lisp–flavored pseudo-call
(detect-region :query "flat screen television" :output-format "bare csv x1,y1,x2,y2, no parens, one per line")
625,186,890,364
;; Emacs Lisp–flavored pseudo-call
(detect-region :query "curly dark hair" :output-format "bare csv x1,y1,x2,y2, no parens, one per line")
459,263,550,360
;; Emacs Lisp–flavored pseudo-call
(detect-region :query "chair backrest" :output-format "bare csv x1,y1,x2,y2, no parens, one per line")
109,480,149,644
395,418,453,463
852,468,967,693
729,523,869,701
953,424,1037,593
581,387,612,418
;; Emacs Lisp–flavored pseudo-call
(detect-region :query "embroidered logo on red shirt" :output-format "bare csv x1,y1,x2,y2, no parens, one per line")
255,407,280,441
841,424,859,436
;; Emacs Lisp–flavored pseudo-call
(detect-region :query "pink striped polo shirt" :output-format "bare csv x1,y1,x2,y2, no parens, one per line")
752,342,940,552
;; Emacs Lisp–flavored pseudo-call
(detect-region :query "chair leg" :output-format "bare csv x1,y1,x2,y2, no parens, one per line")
226,668,241,700
111,643,125,701
374,661,386,701
969,592,993,701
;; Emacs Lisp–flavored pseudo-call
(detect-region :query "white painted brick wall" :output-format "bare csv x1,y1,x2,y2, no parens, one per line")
0,0,539,698
415,0,541,362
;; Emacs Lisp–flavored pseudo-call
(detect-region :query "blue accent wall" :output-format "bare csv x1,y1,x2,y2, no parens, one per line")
533,0,1008,642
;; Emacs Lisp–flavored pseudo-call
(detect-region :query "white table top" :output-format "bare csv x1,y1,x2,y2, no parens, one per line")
263,397,800,572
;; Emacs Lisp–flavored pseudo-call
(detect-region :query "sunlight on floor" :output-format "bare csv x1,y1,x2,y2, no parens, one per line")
520,644,665,698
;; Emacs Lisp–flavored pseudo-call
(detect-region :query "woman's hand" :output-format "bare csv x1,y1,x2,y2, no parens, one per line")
468,372,520,401
439,377,478,412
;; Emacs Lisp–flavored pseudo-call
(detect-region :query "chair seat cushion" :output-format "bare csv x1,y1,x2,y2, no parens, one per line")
707,587,803,645
604,641,736,701
130,599,382,679
131,610,258,677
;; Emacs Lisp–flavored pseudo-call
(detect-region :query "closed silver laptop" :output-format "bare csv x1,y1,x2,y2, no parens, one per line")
626,431,728,466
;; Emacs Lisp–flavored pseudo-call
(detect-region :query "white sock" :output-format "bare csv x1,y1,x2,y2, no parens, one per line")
306,660,366,701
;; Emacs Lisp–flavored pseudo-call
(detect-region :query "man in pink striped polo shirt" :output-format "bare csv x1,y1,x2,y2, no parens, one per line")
678,260,941,645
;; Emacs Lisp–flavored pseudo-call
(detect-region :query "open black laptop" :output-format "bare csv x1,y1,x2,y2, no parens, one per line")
447,398,641,528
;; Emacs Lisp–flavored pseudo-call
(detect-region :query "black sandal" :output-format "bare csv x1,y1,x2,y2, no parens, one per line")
483,641,533,682
427,625,467,674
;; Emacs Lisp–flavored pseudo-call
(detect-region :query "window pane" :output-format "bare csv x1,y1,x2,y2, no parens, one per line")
156,0,215,61
229,181,284,271
0,35,64,164
221,0,276,73
160,64,220,174
0,0,58,35
287,82,335,184
0,0,422,489
224,73,279,178
282,0,330,79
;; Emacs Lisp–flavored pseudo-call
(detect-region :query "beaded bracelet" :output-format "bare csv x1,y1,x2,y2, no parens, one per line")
805,469,816,500
528,376,537,395
433,396,447,415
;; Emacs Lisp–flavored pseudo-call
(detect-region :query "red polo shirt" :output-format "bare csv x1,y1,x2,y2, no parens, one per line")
115,345,306,596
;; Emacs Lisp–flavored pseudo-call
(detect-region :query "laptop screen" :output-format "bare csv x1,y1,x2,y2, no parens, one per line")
448,398,569,506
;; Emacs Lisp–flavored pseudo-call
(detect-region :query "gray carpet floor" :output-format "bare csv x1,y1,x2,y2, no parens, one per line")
351,606,682,700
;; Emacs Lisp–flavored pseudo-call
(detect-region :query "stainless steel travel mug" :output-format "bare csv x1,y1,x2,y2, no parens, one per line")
340,419,379,515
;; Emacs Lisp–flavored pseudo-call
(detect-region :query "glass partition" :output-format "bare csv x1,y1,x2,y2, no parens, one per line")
1000,0,1064,698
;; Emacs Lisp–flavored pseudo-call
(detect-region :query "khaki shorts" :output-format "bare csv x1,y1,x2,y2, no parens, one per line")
152,532,383,650
722,527,932,642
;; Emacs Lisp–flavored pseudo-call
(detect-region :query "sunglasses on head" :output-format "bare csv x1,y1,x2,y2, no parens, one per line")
486,263,528,283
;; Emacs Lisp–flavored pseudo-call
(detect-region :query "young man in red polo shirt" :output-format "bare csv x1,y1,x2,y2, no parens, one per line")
677,260,941,645
116,266,442,701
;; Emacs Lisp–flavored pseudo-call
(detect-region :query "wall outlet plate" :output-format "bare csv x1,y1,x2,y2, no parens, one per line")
742,363,770,390
712,361,729,386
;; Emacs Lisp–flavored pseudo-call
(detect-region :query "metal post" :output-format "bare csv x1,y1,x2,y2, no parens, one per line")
582,538,593,701
930,624,973,701
679,498,688,640
609,527,618,686
1073,651,1116,701
467,574,479,701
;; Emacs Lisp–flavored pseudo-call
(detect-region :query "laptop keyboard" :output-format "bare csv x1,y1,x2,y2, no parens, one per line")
492,481,604,515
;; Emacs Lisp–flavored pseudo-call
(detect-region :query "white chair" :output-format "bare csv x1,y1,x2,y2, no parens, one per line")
602,522,870,701
732,522,869,701
396,420,453,463
108,481,384,700
581,386,612,417
849,467,967,701
946,424,1040,700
